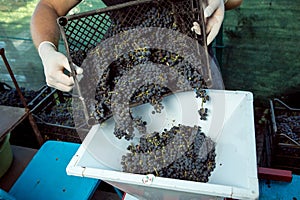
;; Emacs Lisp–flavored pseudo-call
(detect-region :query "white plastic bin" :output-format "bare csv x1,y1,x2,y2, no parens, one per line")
67,90,259,200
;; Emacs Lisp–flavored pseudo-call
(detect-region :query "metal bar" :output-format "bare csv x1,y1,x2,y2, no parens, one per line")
199,0,212,87
57,20,95,126
27,85,50,109
269,99,277,134
0,48,44,146
279,133,300,146
273,98,300,111
192,0,212,87
0,49,28,109
30,87,57,113
64,0,154,21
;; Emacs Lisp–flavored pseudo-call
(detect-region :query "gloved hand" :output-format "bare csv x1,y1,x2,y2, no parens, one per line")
191,0,225,45
38,41,83,92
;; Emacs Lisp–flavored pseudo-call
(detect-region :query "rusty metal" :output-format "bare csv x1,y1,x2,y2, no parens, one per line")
192,0,211,86
0,48,44,146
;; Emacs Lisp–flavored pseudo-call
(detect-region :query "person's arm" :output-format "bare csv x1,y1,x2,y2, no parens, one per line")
30,0,83,92
191,0,243,44
31,0,81,48
224,0,243,10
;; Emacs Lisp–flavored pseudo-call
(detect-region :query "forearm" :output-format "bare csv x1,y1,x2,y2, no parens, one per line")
224,0,243,10
31,2,60,48
30,0,81,49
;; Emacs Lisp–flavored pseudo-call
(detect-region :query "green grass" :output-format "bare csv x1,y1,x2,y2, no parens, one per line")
221,0,300,104
0,0,37,37
0,0,106,38
0,0,107,90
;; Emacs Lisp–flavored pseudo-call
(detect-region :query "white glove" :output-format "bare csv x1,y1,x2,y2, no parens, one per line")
191,0,225,45
38,41,83,92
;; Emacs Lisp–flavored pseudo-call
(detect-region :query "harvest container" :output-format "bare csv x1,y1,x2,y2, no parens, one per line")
270,98,300,174
31,87,88,143
67,90,259,200
57,0,226,126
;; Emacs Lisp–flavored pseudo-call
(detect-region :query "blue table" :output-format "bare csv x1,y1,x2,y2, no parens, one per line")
259,174,300,200
8,141,100,200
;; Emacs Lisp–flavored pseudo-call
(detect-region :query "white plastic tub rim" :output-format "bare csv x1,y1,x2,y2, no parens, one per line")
79,90,253,171
67,89,259,200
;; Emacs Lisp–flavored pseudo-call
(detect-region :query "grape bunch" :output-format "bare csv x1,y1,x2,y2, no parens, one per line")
277,115,300,143
34,97,75,127
104,4,178,39
93,48,207,123
71,0,205,67
121,124,216,182
0,87,40,108
70,0,211,146
70,0,208,130
72,1,214,182
196,89,210,120
97,51,208,140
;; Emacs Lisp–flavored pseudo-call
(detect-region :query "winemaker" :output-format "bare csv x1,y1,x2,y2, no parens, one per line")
31,0,242,92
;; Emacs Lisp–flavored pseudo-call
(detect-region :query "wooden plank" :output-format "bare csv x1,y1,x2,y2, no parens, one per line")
0,105,27,140
258,167,292,182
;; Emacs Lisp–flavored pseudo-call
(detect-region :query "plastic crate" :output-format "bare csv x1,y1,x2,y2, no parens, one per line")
58,0,208,67
31,87,89,143
57,0,223,125
269,98,300,174
0,84,46,109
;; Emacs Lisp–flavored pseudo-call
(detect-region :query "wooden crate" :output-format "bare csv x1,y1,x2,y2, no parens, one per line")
270,99,300,174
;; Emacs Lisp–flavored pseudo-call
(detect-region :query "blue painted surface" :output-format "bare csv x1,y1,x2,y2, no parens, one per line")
259,174,300,200
9,141,99,200
0,188,15,200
